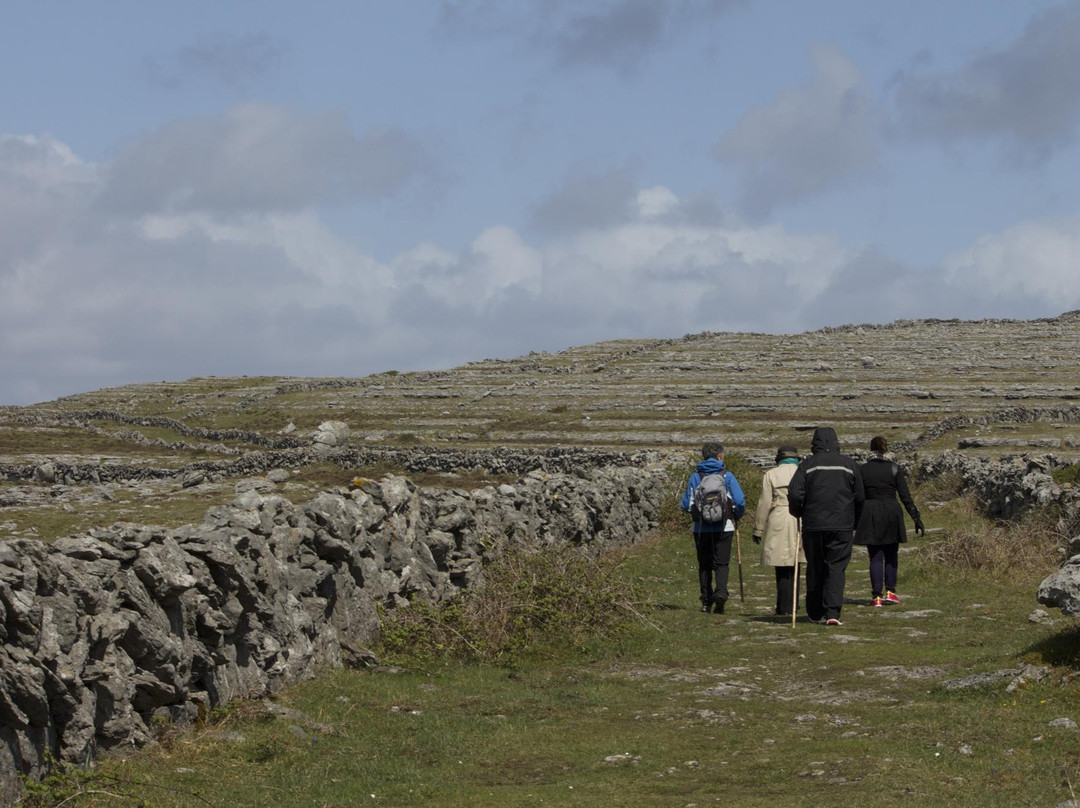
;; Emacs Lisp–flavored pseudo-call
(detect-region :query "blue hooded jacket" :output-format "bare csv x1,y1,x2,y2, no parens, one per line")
680,458,746,533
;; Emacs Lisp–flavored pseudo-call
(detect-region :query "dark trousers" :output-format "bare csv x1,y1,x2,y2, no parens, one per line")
802,530,853,621
774,566,796,615
693,531,733,606
867,543,899,597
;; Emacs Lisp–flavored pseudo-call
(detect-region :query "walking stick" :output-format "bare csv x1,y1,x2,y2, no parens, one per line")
792,518,801,629
735,522,745,602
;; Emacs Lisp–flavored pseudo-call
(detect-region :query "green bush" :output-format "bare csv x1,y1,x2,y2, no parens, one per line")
379,545,642,665
1052,462,1080,487
19,758,152,808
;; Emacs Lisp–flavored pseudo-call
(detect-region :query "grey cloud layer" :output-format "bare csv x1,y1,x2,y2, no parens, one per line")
714,45,882,218
714,2,1080,217
102,104,436,213
143,33,286,89
530,165,640,233
894,2,1080,161
439,0,744,72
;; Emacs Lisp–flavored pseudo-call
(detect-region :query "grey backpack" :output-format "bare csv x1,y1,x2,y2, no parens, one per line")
692,473,733,525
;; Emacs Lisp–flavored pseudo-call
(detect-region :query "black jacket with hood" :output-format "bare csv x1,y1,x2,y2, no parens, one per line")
787,427,864,532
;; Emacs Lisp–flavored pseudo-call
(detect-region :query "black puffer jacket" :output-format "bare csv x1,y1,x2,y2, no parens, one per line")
787,427,864,531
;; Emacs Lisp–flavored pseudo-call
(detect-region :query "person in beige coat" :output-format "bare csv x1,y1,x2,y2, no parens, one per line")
752,445,806,616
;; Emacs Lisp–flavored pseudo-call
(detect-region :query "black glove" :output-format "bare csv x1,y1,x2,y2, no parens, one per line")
752,534,761,545
914,518,925,537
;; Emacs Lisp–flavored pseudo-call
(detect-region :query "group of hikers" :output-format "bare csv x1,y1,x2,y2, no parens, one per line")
679,427,925,626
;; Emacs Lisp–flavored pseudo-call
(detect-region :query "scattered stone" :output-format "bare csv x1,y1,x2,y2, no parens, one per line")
880,609,943,619
1006,665,1051,693
203,730,246,744
603,753,641,765
941,669,1018,690
1049,718,1078,730
865,666,947,680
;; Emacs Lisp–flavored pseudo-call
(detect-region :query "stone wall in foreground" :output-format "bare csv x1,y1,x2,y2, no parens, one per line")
0,463,668,804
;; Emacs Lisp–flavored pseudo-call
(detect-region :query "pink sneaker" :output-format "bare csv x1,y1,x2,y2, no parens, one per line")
871,596,884,607
884,591,900,604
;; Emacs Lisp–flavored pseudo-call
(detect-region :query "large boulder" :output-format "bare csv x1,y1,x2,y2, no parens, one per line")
1038,554,1080,616
312,421,350,455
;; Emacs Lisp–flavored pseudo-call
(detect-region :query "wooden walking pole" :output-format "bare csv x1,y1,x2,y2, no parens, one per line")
792,518,801,629
735,522,745,602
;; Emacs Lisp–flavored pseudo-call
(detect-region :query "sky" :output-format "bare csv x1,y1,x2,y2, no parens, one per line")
4,1,1080,405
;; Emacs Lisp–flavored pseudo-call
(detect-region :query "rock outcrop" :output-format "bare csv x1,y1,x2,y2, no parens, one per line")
0,464,666,804
914,451,1072,520
1038,553,1080,616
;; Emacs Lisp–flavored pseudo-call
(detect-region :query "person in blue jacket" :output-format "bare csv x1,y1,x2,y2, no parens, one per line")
680,442,747,613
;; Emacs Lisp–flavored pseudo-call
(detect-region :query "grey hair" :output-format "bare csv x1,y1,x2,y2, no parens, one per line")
701,442,725,460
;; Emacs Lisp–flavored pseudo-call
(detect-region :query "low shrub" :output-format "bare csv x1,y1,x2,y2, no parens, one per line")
379,545,643,665
920,506,1064,577
1052,462,1080,488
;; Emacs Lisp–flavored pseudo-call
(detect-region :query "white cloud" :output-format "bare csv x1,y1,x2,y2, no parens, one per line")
943,215,1080,304
2,129,1079,405
637,186,679,219
714,45,882,217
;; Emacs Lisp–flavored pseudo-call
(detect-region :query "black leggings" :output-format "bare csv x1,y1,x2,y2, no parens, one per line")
867,543,899,597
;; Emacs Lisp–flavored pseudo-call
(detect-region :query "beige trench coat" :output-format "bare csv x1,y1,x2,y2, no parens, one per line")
752,462,805,567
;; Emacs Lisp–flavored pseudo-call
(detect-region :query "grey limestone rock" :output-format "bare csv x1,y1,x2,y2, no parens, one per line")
312,420,350,454
0,462,666,799
1038,555,1080,616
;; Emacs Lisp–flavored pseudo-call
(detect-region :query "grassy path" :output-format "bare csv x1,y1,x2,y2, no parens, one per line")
78,528,1080,808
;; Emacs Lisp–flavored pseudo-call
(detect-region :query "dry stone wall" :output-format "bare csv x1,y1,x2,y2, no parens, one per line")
0,445,657,488
0,463,666,805
913,451,1076,521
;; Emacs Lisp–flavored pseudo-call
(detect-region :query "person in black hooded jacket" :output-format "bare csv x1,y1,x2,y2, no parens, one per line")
787,427,864,625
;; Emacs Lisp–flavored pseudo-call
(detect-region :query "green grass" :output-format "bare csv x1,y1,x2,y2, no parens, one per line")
0,424,201,460
0,486,236,542
1053,463,1080,488
46,511,1080,808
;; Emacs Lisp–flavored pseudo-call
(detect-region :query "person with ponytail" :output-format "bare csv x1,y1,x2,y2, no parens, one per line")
854,436,925,606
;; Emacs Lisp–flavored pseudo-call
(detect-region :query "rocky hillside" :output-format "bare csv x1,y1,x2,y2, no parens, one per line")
6,312,1080,455
2,312,1080,543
